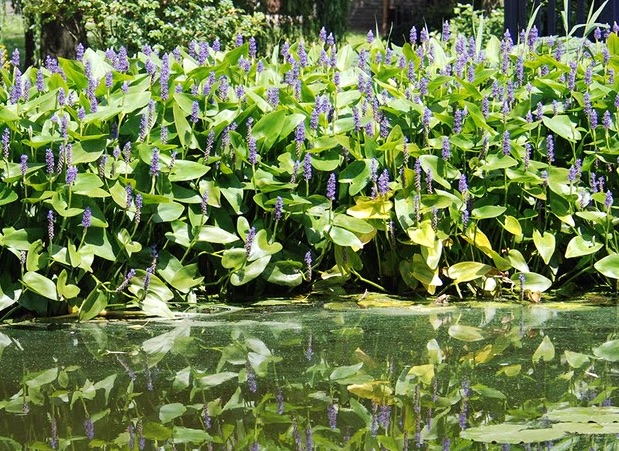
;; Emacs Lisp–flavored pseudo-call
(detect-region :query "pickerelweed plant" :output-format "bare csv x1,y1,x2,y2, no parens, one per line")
2,20,619,318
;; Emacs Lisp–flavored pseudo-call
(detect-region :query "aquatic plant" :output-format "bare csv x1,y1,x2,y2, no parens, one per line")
2,17,619,317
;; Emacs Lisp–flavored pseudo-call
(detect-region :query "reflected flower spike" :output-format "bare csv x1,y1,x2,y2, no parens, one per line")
274,196,283,221
327,404,338,429
84,417,94,440
245,360,257,393
276,388,285,414
82,207,92,229
305,334,313,360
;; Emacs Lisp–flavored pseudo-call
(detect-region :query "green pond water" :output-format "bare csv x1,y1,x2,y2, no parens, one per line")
1,300,619,450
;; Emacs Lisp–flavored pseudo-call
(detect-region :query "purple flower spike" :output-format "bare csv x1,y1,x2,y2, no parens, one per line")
442,137,450,160
305,250,312,280
303,152,312,181
2,128,10,159
150,148,160,177
546,134,555,163
82,207,92,229
47,210,55,243
605,190,613,209
326,172,337,201
134,194,143,224
502,130,511,156
274,196,283,220
20,154,28,176
378,169,390,195
367,30,375,44
66,165,78,185
191,101,199,124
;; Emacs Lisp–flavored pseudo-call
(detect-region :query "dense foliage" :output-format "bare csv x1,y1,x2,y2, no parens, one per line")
1,19,619,318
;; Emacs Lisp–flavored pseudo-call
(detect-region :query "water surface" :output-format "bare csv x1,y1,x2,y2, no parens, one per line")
1,300,619,449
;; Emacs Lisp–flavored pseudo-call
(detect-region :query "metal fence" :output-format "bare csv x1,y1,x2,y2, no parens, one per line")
504,0,619,37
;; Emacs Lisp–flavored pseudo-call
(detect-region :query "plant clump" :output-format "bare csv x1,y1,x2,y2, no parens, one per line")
0,20,619,318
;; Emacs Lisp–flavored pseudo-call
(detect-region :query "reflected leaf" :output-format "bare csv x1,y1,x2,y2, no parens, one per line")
159,403,187,423
532,335,555,363
173,426,210,444
564,350,590,369
347,381,393,402
593,339,619,362
196,372,238,389
448,324,485,342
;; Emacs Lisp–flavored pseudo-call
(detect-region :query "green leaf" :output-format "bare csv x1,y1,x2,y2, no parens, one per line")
173,101,192,147
532,229,555,265
169,160,210,181
542,115,581,142
471,205,506,219
564,235,603,258
22,272,57,301
263,260,303,287
252,109,286,150
448,324,484,342
197,225,239,244
502,215,523,238
328,226,364,251
594,254,619,279
79,288,108,321
511,272,552,292
532,335,555,363
447,261,492,283
230,255,271,286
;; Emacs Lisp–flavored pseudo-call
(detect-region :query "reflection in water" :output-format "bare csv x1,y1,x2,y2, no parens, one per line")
0,303,618,449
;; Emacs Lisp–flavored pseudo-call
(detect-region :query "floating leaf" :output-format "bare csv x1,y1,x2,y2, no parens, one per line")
461,424,565,444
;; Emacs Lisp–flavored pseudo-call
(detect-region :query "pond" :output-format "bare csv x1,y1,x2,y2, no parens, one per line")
1,299,619,450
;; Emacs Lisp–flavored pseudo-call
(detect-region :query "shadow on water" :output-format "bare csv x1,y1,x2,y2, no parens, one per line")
1,299,619,449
